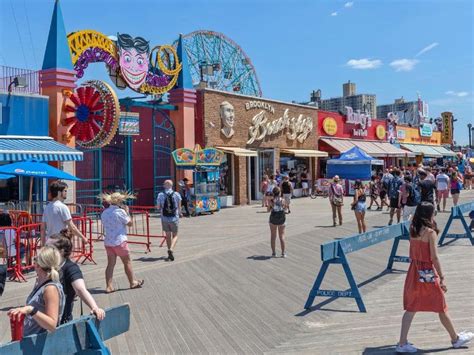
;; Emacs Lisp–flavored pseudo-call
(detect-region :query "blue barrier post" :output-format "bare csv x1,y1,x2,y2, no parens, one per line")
438,202,474,246
304,224,409,312
387,222,411,270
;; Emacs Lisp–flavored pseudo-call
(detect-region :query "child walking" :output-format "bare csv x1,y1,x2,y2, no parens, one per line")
396,202,473,353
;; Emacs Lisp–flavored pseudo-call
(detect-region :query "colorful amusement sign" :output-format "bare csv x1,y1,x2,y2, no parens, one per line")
67,30,181,95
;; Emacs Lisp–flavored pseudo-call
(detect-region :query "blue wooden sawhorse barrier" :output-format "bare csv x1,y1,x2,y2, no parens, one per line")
304,222,410,312
0,304,130,354
438,201,474,246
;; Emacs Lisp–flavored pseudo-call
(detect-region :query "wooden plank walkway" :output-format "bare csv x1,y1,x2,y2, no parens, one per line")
1,191,473,354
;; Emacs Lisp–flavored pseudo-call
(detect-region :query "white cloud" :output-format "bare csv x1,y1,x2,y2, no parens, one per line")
331,11,338,16
390,59,419,72
415,42,439,57
445,90,469,97
344,2,354,8
346,58,382,69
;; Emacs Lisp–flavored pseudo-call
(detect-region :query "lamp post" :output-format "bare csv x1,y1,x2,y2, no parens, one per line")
468,123,473,149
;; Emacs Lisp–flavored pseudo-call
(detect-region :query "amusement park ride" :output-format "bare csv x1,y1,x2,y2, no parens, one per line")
174,30,262,97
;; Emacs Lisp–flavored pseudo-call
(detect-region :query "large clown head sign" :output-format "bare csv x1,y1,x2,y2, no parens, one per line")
68,29,181,96
117,33,150,90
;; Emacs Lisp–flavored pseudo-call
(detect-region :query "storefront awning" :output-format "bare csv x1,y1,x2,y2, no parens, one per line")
217,147,258,157
372,142,416,157
321,138,413,157
431,146,456,157
320,138,356,153
352,141,387,157
0,136,83,161
400,144,443,158
281,149,328,158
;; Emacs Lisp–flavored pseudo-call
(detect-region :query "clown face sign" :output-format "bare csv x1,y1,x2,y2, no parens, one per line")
117,33,150,89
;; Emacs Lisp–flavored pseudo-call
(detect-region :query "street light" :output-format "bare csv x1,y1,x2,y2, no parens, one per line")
468,123,473,149
7,76,28,92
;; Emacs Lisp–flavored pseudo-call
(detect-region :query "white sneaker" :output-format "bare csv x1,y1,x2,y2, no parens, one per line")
395,342,417,353
452,331,474,348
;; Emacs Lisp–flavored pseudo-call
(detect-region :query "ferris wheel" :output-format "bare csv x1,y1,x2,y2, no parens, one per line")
176,30,262,97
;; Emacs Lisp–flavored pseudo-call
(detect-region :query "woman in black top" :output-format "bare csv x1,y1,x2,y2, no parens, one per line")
48,230,105,324
268,187,287,258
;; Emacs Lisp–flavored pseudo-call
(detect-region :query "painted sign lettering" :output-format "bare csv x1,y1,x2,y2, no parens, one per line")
247,109,313,144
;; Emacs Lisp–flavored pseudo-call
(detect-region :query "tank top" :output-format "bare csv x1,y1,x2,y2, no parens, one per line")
281,181,292,194
23,280,65,336
272,197,285,212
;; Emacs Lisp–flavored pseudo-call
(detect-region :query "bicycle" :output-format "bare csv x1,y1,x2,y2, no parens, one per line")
310,185,329,199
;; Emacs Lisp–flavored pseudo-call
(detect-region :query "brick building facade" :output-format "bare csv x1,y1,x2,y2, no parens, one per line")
196,89,326,205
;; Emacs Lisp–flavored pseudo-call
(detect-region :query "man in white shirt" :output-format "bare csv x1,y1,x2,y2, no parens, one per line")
436,168,450,212
41,181,87,246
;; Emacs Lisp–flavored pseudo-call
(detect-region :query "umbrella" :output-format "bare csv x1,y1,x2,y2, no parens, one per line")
0,174,14,180
0,161,81,213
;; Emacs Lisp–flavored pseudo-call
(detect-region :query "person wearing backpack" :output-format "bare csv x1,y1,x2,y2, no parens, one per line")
399,175,418,222
156,180,183,261
388,168,404,225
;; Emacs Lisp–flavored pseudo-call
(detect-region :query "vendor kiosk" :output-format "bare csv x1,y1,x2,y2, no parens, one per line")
172,146,225,216
326,146,383,195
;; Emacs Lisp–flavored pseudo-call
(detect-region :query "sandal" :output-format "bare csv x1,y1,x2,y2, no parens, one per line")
130,280,144,289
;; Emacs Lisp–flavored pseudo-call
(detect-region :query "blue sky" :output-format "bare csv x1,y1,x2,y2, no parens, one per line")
1,0,472,144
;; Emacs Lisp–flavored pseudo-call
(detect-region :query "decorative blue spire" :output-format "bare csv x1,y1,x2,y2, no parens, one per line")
42,0,73,70
176,34,193,89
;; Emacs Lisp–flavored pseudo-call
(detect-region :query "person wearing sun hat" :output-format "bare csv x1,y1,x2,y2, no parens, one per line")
100,191,144,293
328,175,344,227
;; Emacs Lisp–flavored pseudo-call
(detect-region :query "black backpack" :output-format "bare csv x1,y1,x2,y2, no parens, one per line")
162,192,177,217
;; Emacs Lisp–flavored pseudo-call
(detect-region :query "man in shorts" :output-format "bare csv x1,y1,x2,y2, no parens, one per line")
41,181,88,246
436,168,450,212
387,168,403,225
156,180,182,261
281,176,293,214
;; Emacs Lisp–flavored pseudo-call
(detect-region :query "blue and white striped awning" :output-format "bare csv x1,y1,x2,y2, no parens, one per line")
0,136,83,162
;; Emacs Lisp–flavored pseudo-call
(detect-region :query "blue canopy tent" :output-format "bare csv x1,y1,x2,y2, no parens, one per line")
326,146,384,180
0,161,81,213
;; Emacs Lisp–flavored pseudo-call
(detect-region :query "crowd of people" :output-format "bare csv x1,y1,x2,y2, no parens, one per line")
1,162,473,350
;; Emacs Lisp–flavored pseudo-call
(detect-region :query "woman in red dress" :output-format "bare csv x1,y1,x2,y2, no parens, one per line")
396,202,473,353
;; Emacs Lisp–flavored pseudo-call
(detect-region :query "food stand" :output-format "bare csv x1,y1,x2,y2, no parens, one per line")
172,145,225,216
326,146,383,196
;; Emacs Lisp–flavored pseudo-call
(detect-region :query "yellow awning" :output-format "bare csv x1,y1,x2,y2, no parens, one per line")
281,149,328,158
217,146,258,157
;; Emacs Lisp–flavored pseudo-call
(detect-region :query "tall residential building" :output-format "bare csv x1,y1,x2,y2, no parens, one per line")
312,81,377,118
377,97,429,127
343,80,356,97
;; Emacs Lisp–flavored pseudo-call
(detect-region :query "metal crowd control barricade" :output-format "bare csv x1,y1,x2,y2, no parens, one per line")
0,227,19,281
72,216,96,264
304,222,410,312
12,222,42,282
129,206,166,249
438,201,474,246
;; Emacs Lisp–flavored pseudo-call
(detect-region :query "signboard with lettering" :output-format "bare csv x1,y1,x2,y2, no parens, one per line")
322,117,338,136
441,112,453,144
345,106,372,137
201,91,318,150
419,123,433,137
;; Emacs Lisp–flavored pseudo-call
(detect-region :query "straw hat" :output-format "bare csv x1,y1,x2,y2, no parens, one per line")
99,191,136,205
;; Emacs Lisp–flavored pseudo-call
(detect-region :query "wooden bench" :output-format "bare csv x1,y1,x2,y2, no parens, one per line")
304,223,410,312
438,201,474,246
0,304,130,355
